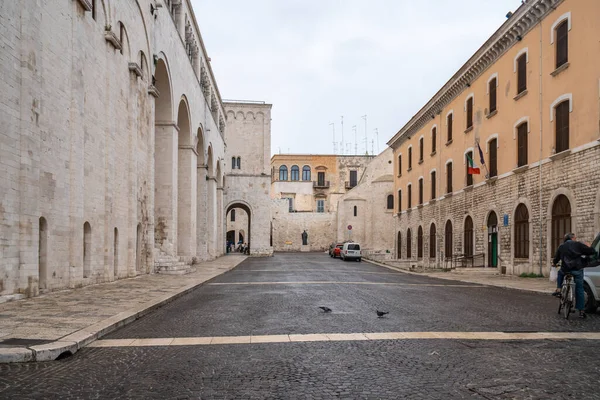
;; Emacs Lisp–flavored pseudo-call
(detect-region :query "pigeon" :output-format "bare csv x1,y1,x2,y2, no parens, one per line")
319,306,332,313
376,310,389,318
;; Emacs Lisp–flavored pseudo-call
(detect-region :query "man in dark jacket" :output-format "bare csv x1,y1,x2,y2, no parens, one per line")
552,233,597,318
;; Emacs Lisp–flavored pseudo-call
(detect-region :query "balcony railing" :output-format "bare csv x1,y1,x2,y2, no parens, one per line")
313,180,330,188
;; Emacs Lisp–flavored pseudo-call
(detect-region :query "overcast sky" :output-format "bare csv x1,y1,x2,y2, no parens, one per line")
192,0,521,156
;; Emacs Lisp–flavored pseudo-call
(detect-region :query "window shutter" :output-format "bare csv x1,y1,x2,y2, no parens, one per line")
398,191,402,212
489,79,497,113
419,179,423,205
517,124,528,167
517,54,527,94
431,171,436,199
408,148,412,169
447,114,453,142
446,163,452,193
398,155,402,175
555,101,570,153
556,21,568,68
466,98,473,129
489,140,497,177
419,138,424,162
408,185,412,209
432,128,437,153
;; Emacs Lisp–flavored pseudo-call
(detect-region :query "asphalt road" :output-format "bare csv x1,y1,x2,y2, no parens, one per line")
1,253,599,399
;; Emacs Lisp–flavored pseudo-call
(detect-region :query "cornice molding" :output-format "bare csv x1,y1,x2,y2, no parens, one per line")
388,0,564,149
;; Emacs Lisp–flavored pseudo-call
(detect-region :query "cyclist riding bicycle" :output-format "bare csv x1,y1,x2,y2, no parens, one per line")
552,232,597,319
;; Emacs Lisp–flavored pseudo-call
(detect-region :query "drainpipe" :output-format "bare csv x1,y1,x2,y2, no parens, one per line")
538,19,544,276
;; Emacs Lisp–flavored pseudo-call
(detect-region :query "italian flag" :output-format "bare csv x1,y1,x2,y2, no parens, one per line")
466,153,480,175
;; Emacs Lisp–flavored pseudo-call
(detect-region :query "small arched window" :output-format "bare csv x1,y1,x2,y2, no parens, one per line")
237,157,241,170
291,165,299,181
353,206,357,217
231,157,236,169
279,165,288,181
386,194,394,210
231,209,236,222
464,216,474,257
555,20,569,69
514,204,529,259
302,166,311,181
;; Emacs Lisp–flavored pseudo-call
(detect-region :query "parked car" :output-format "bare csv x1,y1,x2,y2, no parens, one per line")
329,242,344,258
341,242,361,262
583,233,600,313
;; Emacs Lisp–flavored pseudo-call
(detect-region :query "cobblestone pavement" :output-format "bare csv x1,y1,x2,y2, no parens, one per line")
1,253,600,399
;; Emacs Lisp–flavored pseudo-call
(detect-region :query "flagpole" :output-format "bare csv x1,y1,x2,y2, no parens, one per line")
476,139,490,179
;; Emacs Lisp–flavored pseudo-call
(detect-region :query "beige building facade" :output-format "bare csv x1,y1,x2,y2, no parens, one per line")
387,0,600,276
270,155,375,251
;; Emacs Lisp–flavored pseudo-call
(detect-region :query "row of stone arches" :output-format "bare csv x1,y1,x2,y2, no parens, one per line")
395,193,575,268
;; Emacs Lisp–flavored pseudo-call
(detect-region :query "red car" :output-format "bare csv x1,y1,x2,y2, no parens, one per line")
329,243,344,258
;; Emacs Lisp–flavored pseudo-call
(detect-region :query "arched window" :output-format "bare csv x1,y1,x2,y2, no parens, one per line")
517,122,528,167
417,226,423,259
237,157,241,170
429,223,436,259
517,52,527,94
279,165,288,181
445,220,453,259
464,216,474,257
231,156,236,169
291,165,299,181
397,190,402,212
431,127,437,154
552,194,571,251
489,78,497,113
231,209,236,222
386,194,394,210
302,165,311,181
406,228,412,258
397,231,402,259
514,204,529,259
555,19,568,69
353,206,357,217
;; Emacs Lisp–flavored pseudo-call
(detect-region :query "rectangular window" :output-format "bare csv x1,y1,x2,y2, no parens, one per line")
517,123,528,167
466,97,473,129
466,152,473,186
556,21,568,69
287,198,293,212
407,185,412,209
408,148,412,170
317,200,325,213
317,172,325,187
555,101,570,152
431,128,436,154
517,54,527,94
418,179,423,205
431,171,436,200
419,138,424,162
447,114,453,142
398,155,402,175
349,170,357,187
446,163,452,193
489,78,497,113
489,139,498,178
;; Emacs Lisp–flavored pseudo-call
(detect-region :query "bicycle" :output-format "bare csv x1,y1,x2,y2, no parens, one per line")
557,271,575,319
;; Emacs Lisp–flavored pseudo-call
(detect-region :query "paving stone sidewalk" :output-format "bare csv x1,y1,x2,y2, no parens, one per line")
0,255,246,363
367,259,557,294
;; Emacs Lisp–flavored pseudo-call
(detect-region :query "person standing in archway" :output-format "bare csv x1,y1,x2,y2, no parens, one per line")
301,230,308,246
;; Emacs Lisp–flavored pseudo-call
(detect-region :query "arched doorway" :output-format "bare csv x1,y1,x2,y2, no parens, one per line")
153,57,175,254
487,211,498,268
464,216,473,257
39,217,48,290
196,126,206,258
444,220,453,261
177,98,195,256
406,228,412,259
397,231,402,259
552,194,571,251
226,202,252,254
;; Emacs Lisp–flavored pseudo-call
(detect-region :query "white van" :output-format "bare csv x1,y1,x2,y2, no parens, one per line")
341,242,362,262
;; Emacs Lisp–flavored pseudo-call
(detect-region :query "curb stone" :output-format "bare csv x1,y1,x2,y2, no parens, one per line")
0,258,244,363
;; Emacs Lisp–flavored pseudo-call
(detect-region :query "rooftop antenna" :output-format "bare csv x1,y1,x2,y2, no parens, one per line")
362,115,368,155
330,122,336,154
352,125,357,155
374,128,379,154
340,116,344,155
